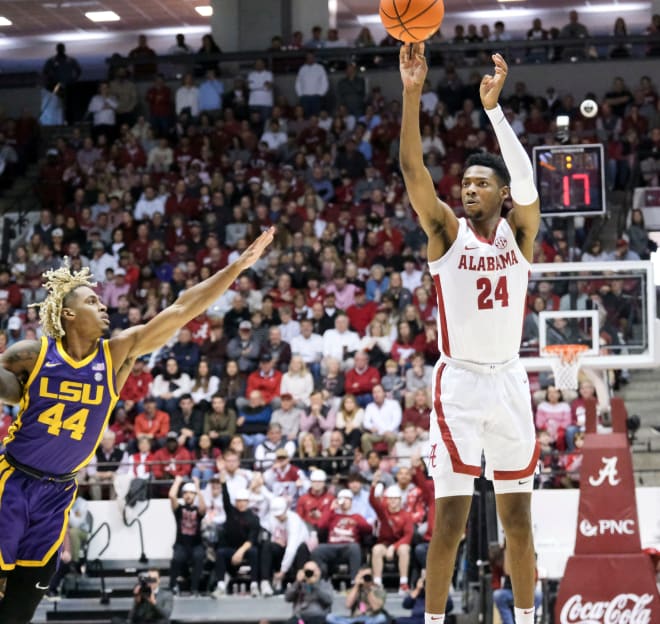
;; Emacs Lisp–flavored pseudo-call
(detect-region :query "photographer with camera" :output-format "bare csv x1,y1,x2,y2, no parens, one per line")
327,567,388,624
283,561,333,624
126,569,172,624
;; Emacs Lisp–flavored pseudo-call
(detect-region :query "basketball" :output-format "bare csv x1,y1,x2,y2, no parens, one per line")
379,0,445,43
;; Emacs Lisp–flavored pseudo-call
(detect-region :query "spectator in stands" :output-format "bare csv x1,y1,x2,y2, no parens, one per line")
212,473,260,598
247,58,274,123
271,393,305,443
238,352,283,411
169,327,200,377
227,320,262,373
337,63,366,118
261,496,311,596
402,389,430,441
42,43,82,125
260,326,292,372
347,288,378,337
369,480,413,593
168,475,205,596
152,431,192,483
152,357,193,413
170,393,203,450
626,209,653,259
215,450,252,502
393,424,425,469
175,73,199,118
190,358,220,407
344,351,381,408
285,560,334,624
559,10,590,61
526,18,550,63
346,472,376,525
296,469,334,531
327,567,388,624
360,450,394,487
254,422,295,469
120,356,152,416
134,396,170,448
280,355,313,408
195,34,221,76
190,433,220,487
404,353,432,408
129,34,158,80
203,393,236,451
109,67,138,127
361,384,402,454
87,429,126,500
295,53,329,118
146,74,173,137
313,489,372,583
380,358,406,403
198,69,224,116
237,389,273,448
333,394,363,450
323,312,360,371
134,184,167,221
535,386,573,449
127,434,155,478
218,359,246,410
263,446,307,503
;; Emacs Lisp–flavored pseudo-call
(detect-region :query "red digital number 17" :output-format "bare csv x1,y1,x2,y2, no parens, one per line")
476,276,509,310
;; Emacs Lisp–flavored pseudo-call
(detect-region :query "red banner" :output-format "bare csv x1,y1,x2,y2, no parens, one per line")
555,398,660,623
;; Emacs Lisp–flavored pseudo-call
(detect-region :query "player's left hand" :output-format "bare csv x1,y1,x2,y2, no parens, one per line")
480,53,508,110
236,226,276,271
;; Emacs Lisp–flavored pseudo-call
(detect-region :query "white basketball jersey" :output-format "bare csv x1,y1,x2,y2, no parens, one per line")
428,218,530,364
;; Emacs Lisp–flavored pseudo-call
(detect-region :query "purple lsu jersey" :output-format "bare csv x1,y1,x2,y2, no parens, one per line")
3,336,118,474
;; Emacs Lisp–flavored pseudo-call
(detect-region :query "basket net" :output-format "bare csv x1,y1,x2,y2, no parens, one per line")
542,344,589,391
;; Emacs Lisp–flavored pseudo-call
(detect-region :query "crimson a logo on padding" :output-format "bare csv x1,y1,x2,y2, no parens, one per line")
494,237,507,249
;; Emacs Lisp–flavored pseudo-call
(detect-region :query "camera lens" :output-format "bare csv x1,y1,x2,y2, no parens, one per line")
304,568,314,578
363,573,373,583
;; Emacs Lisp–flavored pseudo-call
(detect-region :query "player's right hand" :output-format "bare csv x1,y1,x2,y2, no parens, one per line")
399,43,427,93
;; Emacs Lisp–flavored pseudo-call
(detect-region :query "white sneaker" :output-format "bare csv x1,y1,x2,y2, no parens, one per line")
211,581,226,599
260,580,274,597
250,581,259,597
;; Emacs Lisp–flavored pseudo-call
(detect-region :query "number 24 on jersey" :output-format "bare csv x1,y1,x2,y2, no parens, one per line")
476,276,509,309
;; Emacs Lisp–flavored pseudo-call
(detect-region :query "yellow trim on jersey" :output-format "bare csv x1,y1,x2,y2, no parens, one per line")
16,482,78,568
102,339,119,402
55,338,99,369
0,457,17,571
2,336,48,448
71,340,118,473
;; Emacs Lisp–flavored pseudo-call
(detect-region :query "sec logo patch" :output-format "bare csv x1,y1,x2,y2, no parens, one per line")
494,237,507,249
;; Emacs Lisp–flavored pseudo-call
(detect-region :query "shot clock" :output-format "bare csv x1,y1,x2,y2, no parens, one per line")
532,144,606,218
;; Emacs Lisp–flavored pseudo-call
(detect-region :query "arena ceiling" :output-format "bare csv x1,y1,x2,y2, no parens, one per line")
0,0,650,37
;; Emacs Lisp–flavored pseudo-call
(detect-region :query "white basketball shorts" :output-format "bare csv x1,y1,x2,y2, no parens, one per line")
427,355,539,497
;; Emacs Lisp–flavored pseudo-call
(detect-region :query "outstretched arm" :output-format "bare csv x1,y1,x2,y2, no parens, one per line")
481,53,540,262
399,42,458,261
109,228,275,372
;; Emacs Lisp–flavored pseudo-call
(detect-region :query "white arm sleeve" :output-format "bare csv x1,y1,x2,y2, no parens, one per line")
485,105,538,205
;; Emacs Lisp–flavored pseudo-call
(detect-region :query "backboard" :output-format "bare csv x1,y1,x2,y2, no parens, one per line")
520,260,658,372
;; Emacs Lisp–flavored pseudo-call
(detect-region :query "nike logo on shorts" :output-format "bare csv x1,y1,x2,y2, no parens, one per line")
36,582,49,590
518,479,530,485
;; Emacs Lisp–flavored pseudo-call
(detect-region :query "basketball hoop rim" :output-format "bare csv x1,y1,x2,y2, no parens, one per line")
542,344,590,363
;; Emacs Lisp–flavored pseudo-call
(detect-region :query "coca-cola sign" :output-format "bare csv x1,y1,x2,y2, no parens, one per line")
559,593,653,624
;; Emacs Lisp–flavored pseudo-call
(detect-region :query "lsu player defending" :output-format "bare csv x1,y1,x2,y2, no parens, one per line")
0,227,274,622
399,45,541,624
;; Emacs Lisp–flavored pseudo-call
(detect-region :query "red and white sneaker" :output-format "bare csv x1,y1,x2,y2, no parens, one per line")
398,582,410,596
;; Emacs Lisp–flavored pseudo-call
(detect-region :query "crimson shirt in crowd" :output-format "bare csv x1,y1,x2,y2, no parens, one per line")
296,489,335,529
317,507,373,545
368,486,414,548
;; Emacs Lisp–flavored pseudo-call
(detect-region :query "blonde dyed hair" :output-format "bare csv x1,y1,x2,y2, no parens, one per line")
29,258,96,338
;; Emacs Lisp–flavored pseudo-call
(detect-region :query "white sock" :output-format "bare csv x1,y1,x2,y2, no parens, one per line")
374,576,382,586
400,576,408,585
514,606,535,624
424,614,445,624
